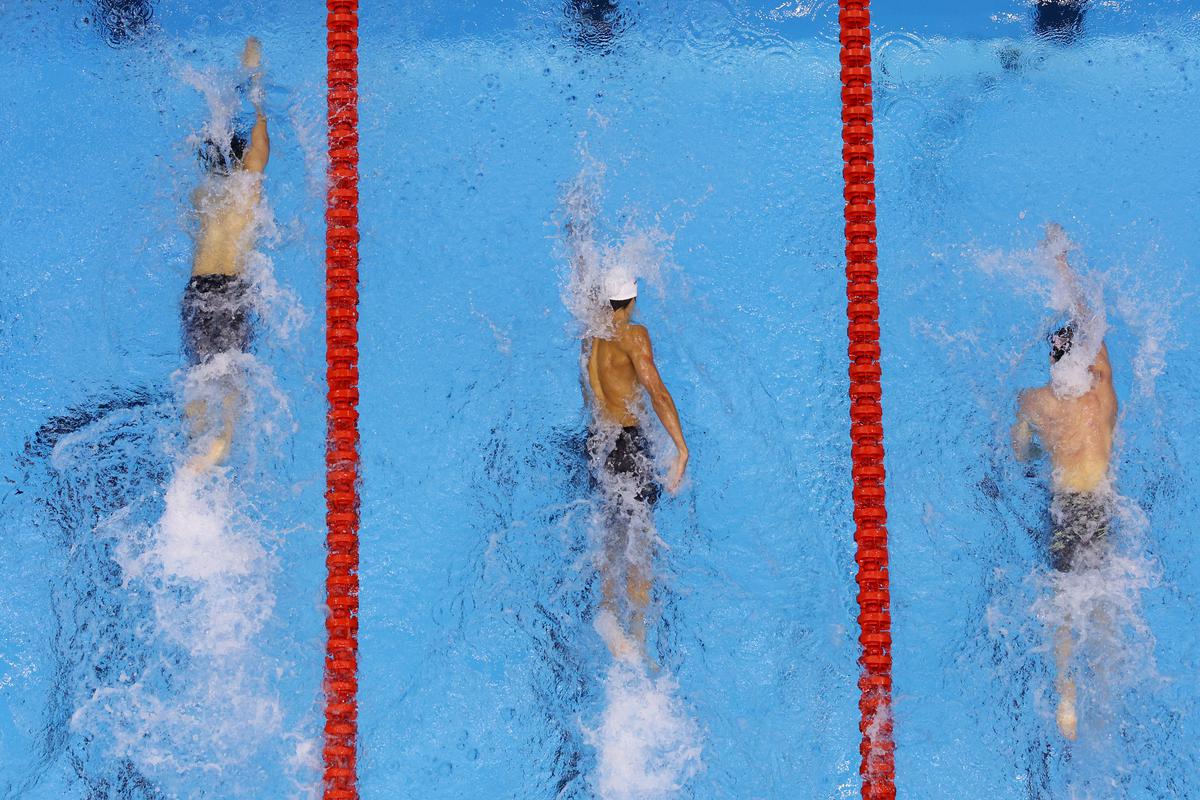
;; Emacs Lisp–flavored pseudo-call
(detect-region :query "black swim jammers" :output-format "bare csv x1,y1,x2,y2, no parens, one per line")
1049,491,1110,572
181,273,253,365
589,425,661,509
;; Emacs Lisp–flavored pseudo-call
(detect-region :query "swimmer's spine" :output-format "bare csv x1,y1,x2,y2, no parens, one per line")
325,2,361,799
839,2,896,798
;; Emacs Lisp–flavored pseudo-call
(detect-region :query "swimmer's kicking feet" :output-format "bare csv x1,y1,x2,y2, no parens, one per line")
182,37,270,474
580,266,688,665
1012,223,1117,740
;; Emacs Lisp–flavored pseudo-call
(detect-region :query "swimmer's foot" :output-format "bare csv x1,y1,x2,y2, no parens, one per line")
607,632,639,663
595,608,640,664
1056,679,1078,740
241,37,263,71
183,432,232,474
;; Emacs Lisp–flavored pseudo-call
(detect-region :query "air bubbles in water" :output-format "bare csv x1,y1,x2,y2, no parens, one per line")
90,0,156,48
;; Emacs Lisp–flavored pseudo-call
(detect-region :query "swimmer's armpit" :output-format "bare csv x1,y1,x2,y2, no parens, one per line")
1013,389,1048,462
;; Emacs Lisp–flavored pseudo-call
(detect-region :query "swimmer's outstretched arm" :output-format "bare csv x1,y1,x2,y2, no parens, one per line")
1045,223,1112,378
1044,222,1089,319
628,328,688,493
240,37,270,173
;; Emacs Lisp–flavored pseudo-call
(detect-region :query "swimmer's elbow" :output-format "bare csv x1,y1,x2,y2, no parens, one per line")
648,386,673,410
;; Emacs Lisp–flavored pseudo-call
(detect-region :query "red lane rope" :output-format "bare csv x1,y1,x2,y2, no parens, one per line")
838,2,895,798
325,2,361,798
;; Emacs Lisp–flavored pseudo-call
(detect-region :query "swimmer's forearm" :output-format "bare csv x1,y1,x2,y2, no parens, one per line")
243,113,270,172
651,390,687,456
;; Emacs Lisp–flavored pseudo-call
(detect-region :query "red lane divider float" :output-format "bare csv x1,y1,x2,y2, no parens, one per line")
838,2,896,798
325,2,361,799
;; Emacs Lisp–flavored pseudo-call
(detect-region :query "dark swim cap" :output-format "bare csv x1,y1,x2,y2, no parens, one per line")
1048,322,1075,363
197,131,248,175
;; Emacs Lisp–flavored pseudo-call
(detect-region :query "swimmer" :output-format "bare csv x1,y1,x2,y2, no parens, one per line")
578,264,688,664
1012,223,1117,740
1035,0,1086,44
182,36,270,473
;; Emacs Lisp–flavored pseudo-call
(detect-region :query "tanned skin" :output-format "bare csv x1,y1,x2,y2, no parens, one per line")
583,298,688,660
1011,223,1118,740
184,37,270,473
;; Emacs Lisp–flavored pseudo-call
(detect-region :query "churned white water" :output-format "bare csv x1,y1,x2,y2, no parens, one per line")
584,655,704,800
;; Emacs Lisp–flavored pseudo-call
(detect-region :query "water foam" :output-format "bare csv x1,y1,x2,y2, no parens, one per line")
584,655,704,800
560,149,675,342
977,225,1107,398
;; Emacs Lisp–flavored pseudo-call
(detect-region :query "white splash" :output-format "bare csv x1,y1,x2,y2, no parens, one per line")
73,464,283,781
559,152,675,341
975,224,1107,398
585,656,704,800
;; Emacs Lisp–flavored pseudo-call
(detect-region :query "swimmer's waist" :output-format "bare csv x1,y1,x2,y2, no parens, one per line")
186,273,246,292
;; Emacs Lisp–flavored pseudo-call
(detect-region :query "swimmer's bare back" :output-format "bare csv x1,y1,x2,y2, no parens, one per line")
1016,345,1116,492
586,321,689,492
588,328,643,427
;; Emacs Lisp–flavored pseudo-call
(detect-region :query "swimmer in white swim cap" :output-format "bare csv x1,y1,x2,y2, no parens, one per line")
581,267,688,664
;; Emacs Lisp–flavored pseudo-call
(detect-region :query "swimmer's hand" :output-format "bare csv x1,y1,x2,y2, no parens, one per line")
1011,418,1038,462
1042,221,1076,269
241,37,263,71
666,447,689,495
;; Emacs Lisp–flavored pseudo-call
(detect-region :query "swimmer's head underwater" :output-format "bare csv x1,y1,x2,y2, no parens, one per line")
198,131,248,176
1049,322,1075,363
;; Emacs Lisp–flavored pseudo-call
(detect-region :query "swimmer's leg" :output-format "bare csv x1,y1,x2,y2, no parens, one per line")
598,571,637,663
1055,621,1077,740
184,390,237,473
627,560,653,663
185,398,207,437
600,562,619,618
596,516,638,663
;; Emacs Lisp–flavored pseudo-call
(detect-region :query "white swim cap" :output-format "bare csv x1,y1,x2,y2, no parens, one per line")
605,272,638,302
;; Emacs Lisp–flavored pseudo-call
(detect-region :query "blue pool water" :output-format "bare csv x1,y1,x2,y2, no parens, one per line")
2,2,1198,799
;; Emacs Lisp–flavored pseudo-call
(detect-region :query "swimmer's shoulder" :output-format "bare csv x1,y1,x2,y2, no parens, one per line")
1019,385,1056,421
620,323,650,344
614,324,651,359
